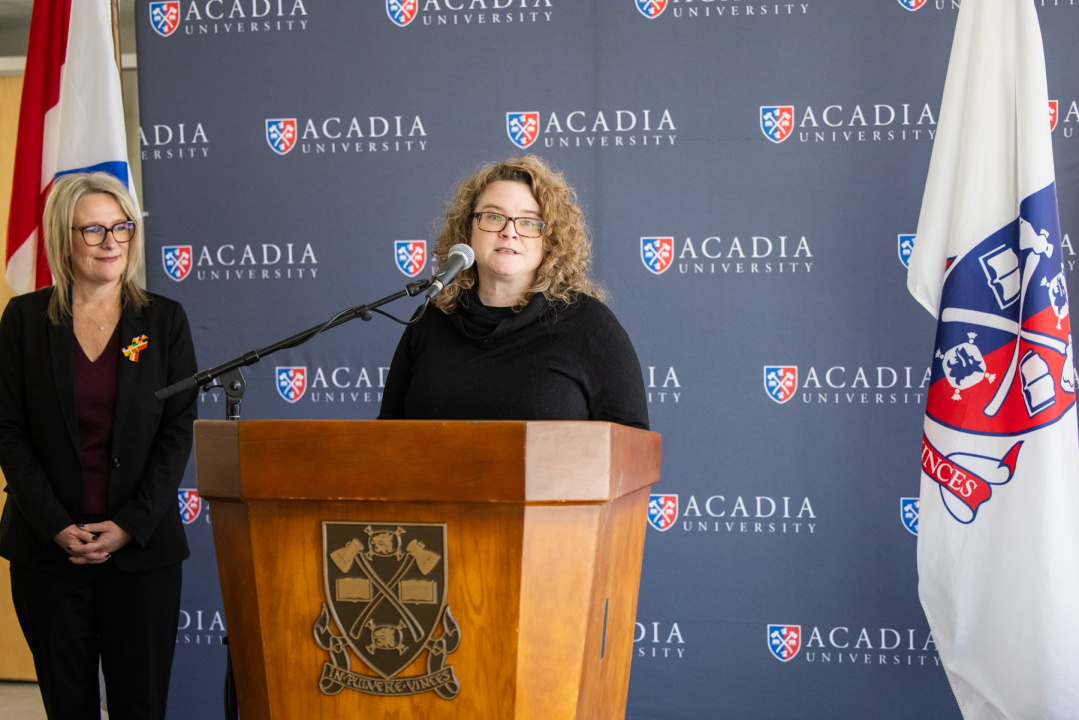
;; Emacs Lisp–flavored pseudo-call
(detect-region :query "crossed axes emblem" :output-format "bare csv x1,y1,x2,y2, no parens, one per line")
330,530,442,649
315,523,461,699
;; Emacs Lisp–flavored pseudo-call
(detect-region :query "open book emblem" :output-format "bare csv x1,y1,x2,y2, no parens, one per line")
314,521,461,699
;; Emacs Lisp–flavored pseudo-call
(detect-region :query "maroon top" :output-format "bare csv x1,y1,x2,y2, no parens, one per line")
74,326,120,515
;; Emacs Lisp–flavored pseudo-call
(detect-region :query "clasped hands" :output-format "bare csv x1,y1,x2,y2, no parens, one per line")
53,521,132,565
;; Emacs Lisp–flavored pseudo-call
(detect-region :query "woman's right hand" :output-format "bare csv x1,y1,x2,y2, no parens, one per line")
52,524,106,564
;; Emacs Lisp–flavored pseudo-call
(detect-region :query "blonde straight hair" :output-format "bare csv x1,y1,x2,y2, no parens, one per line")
42,172,147,325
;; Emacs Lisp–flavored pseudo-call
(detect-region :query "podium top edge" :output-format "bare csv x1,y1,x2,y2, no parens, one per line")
193,420,661,503
195,418,655,431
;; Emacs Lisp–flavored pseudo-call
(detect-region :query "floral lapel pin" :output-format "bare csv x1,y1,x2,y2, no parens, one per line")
122,335,149,363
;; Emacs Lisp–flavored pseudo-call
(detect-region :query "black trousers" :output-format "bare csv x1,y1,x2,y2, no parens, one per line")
10,560,183,720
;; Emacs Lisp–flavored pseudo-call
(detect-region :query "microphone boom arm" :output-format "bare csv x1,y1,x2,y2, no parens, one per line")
155,279,433,415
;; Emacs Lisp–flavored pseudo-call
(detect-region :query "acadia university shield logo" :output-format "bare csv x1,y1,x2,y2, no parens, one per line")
313,522,461,699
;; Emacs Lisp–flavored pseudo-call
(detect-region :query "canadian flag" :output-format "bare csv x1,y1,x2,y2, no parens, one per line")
5,0,137,293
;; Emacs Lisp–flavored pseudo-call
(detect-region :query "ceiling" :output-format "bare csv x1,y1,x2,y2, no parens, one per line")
0,0,136,59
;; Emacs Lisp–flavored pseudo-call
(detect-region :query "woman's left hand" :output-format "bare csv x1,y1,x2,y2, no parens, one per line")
69,520,132,565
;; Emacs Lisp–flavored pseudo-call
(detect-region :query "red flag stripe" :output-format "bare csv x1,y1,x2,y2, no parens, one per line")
5,0,71,291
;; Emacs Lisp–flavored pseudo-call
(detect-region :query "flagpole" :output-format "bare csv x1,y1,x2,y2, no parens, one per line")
108,0,145,288
111,0,121,78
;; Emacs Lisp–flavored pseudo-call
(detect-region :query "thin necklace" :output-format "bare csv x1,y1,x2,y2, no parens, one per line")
77,303,118,332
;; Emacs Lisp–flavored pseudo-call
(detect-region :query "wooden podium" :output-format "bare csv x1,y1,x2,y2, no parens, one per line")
194,419,661,719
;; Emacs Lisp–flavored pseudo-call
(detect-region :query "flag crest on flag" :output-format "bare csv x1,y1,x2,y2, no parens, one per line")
908,1,1079,717
5,0,137,294
925,185,1073,438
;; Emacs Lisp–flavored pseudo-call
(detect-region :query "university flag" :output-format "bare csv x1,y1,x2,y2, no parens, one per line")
907,1,1079,718
5,0,135,294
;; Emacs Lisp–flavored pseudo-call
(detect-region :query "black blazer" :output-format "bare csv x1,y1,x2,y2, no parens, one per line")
0,288,198,572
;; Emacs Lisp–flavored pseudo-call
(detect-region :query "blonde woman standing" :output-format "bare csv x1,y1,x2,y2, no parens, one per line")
0,172,198,719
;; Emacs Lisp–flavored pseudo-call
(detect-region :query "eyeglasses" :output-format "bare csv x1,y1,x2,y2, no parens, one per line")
71,221,136,246
471,212,547,238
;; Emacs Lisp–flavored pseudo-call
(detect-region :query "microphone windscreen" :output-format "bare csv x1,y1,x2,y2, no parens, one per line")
447,243,475,268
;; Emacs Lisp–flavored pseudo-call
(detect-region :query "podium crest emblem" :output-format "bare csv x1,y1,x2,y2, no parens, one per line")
314,522,461,699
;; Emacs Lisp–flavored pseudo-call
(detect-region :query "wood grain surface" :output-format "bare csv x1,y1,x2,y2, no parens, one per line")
195,420,660,719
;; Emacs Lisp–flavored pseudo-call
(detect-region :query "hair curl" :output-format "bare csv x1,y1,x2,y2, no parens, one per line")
43,172,147,325
430,155,605,312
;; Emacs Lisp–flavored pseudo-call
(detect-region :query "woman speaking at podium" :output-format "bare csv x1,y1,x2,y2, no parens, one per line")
379,156,648,430
0,173,197,719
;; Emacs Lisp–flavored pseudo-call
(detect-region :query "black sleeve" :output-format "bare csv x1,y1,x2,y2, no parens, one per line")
112,301,198,547
0,298,74,544
378,323,414,419
581,312,650,431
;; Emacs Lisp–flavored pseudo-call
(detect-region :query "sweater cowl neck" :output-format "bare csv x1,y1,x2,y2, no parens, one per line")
450,289,550,341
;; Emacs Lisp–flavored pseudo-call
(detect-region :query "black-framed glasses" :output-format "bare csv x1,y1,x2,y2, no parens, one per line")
471,212,547,238
71,221,136,246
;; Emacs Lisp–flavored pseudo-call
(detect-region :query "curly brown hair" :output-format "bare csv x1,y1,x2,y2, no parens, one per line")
430,156,606,312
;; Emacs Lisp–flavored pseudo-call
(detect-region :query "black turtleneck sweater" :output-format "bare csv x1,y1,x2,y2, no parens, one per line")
378,291,649,430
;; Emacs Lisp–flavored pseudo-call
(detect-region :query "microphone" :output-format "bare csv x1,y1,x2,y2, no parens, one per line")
426,243,475,298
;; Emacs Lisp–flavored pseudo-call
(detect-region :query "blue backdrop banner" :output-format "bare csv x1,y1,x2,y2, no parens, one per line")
134,1,1079,717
